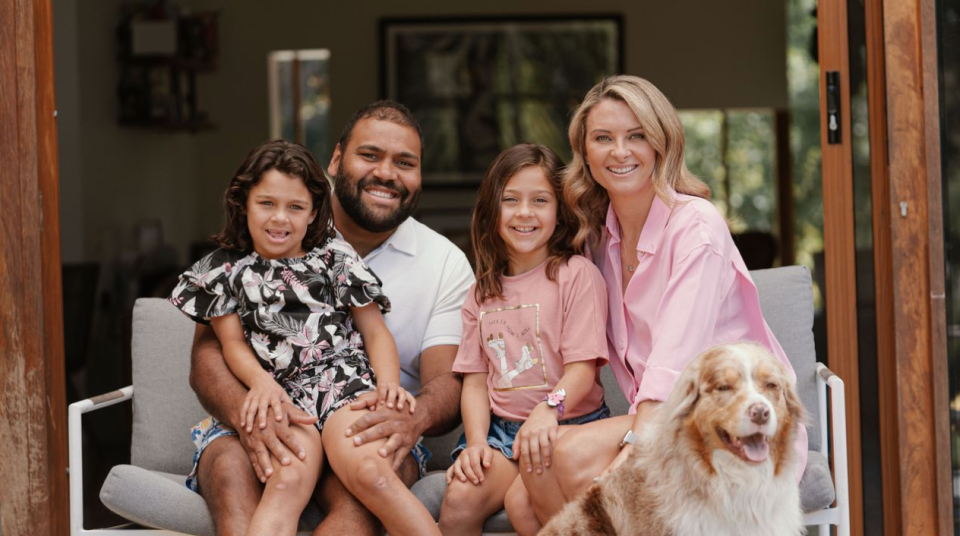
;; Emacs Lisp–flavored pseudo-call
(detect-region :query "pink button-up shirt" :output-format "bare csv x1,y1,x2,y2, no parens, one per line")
597,189,807,479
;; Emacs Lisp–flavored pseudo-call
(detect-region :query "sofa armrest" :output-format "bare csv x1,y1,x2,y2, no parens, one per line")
69,386,134,536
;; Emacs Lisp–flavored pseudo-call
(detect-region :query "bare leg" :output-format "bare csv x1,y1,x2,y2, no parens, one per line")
312,439,420,536
504,476,541,536
197,435,262,536
322,405,441,536
247,423,324,536
516,425,580,524
533,416,631,519
438,452,518,536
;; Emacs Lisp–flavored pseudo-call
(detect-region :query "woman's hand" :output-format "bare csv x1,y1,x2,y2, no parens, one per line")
512,403,559,475
240,375,292,433
597,443,634,481
447,444,495,485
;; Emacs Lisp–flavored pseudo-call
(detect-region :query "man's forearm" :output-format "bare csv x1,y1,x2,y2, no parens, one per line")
415,371,463,437
189,324,248,429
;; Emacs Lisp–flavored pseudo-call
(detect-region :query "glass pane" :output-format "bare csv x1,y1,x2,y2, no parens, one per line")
298,51,331,166
936,0,960,532
845,0,883,531
727,109,776,233
679,110,727,217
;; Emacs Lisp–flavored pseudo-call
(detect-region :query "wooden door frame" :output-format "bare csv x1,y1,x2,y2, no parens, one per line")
816,1,865,535
876,0,952,533
0,0,67,535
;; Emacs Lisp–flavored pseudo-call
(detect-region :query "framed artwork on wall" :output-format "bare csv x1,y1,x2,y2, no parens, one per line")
381,15,623,187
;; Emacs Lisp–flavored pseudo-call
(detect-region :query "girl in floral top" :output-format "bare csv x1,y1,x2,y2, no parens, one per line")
169,139,441,536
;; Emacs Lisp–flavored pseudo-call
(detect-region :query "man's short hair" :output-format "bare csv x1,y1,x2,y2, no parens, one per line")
337,100,424,155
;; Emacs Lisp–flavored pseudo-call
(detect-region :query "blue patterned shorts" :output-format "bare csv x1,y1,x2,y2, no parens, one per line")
185,415,432,492
451,402,611,461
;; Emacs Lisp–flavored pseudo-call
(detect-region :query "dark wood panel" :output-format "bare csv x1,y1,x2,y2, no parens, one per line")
817,1,865,535
863,0,901,535
882,0,942,532
34,0,68,531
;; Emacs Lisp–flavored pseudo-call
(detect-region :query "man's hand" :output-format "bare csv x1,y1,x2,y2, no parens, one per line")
346,392,425,471
238,400,317,481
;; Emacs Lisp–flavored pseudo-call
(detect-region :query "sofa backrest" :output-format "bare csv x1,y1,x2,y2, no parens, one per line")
130,298,208,473
751,266,820,451
128,265,819,472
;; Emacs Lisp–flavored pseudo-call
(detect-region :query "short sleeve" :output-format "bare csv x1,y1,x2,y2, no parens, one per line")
168,248,240,324
420,249,475,352
451,287,488,374
330,241,391,314
559,257,610,366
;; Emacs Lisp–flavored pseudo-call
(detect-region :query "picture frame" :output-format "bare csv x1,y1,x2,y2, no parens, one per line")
381,15,623,187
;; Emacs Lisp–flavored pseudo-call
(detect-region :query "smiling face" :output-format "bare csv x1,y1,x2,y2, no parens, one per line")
245,169,317,259
328,118,422,233
668,343,803,476
497,165,558,275
583,98,658,202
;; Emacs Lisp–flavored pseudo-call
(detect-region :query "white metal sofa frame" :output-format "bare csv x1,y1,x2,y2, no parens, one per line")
68,266,849,536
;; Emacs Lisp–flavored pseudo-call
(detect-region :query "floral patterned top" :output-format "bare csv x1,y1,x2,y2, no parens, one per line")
169,237,391,383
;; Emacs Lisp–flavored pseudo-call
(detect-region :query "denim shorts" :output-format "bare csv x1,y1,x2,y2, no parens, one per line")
450,402,611,461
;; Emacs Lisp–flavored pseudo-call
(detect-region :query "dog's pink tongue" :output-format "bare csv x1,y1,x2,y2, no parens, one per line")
742,435,769,462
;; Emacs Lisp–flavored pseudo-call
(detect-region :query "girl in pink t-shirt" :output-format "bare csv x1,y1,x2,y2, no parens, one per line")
437,144,610,536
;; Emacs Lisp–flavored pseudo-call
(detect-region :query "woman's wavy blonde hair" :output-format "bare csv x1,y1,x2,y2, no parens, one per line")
563,75,710,251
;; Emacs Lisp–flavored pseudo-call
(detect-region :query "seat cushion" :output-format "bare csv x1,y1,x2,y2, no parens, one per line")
100,465,323,536
412,471,514,533
800,450,837,512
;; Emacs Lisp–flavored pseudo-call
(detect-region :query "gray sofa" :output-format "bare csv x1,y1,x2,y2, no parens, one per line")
69,266,842,536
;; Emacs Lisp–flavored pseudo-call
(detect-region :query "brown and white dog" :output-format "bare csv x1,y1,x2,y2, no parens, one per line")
539,342,806,536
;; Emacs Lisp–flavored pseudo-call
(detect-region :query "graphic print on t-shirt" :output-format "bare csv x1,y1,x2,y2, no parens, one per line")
478,304,547,391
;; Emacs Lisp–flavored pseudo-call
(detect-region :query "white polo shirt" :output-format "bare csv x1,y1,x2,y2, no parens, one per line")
338,218,474,395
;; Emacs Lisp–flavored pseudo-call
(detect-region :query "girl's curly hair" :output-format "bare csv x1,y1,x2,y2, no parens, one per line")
212,139,334,252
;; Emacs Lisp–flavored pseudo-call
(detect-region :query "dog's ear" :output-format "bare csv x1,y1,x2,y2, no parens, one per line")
783,375,809,428
665,353,706,423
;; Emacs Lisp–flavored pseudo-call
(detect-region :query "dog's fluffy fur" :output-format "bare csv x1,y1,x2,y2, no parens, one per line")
539,343,806,536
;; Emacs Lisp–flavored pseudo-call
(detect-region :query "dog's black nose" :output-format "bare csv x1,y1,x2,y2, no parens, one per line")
748,403,770,424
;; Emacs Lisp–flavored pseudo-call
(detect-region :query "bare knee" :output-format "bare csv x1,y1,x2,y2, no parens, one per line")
266,463,312,495
349,456,395,495
440,481,487,526
198,438,258,497
553,437,595,491
504,483,531,519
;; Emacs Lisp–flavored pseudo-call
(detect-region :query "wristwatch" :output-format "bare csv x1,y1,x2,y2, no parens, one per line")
619,429,638,449
543,388,566,419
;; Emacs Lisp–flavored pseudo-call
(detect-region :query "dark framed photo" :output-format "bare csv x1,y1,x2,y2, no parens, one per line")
381,15,623,187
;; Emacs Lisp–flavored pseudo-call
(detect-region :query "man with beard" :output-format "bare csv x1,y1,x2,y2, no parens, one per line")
189,101,474,536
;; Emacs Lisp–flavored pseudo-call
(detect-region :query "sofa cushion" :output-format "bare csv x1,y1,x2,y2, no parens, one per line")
411,471,514,532
800,450,837,512
100,465,323,536
130,299,210,474
751,266,820,451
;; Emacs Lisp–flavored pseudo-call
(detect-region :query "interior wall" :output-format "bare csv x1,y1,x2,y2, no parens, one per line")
56,0,786,264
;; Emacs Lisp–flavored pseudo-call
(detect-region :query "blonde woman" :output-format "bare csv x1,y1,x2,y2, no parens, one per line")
505,75,808,534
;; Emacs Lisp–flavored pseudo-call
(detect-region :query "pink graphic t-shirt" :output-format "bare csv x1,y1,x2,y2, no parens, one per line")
453,255,609,421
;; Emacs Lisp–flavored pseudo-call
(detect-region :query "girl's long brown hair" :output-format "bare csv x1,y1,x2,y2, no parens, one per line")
212,139,335,253
563,75,711,251
471,144,579,303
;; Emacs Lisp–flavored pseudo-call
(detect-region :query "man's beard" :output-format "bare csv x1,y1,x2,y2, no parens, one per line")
334,163,420,233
